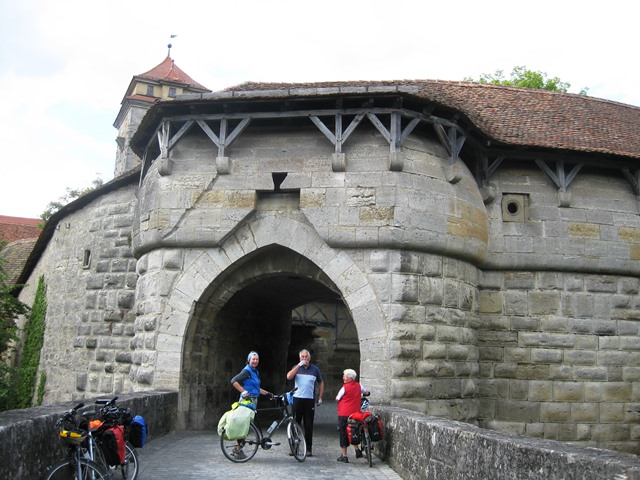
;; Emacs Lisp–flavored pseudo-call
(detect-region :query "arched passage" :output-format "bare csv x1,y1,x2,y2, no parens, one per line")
180,245,361,428
150,210,389,428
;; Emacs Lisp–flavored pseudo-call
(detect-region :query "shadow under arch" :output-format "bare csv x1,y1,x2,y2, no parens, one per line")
159,212,388,429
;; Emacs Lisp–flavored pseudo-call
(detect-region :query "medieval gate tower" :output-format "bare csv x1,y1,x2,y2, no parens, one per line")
17,56,640,455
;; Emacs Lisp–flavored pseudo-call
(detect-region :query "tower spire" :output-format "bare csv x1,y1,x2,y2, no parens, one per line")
168,34,177,58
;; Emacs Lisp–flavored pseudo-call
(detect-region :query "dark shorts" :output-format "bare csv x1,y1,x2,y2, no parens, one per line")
337,416,349,448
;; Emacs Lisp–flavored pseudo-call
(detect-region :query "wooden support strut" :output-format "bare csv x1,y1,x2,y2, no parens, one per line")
534,159,583,207
534,159,583,192
433,121,466,165
140,106,464,180
196,117,252,172
621,168,640,196
309,113,365,154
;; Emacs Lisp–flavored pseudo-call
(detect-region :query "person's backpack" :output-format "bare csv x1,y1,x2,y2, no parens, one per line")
101,425,125,466
367,414,384,442
346,421,362,445
128,415,147,448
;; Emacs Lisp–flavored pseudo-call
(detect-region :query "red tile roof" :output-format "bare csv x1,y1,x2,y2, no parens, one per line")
137,56,209,91
0,215,41,244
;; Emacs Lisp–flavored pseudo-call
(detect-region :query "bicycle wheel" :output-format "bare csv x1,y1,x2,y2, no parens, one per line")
121,441,140,480
43,457,110,480
220,422,260,463
362,428,373,467
286,419,306,462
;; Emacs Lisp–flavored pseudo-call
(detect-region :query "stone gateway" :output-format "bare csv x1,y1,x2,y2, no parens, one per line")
15,58,640,455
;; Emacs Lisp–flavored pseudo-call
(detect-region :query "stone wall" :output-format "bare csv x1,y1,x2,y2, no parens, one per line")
478,271,640,453
1,394,637,480
17,184,139,404
377,406,640,480
0,391,177,480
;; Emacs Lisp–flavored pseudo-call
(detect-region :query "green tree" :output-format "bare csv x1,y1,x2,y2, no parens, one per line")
41,176,104,222
465,66,588,95
0,252,30,359
0,251,31,411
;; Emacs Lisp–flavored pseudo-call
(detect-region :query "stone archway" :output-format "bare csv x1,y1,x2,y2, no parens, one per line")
151,210,388,428
182,245,355,429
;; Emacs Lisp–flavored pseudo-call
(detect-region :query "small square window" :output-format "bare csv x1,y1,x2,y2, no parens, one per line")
146,85,155,96
168,87,177,98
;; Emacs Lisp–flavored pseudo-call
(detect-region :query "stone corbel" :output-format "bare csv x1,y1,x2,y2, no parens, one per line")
157,157,174,176
445,164,463,184
332,153,346,172
216,156,231,175
480,184,497,204
389,151,404,172
558,190,571,208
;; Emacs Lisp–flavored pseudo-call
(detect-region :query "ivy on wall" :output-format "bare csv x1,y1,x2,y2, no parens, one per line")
0,251,30,411
15,276,47,408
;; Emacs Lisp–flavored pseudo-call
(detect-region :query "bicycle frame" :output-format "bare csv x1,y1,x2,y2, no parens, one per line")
219,388,306,462
83,399,139,480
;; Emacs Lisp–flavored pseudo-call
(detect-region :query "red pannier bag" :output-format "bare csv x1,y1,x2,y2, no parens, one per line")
101,425,125,466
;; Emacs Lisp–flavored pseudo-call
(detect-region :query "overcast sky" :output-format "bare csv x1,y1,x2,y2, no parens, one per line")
1,0,638,219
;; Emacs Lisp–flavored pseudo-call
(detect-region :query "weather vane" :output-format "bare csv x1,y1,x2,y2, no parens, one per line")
167,34,177,57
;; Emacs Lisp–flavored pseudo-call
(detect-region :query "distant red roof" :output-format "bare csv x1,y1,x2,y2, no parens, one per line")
137,56,209,91
0,215,41,244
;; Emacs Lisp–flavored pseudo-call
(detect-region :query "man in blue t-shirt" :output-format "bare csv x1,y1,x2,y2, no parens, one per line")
286,349,324,456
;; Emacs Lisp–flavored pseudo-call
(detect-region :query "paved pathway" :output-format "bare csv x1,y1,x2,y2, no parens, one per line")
135,402,404,479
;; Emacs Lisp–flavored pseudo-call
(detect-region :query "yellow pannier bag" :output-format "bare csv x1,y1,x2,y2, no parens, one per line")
217,400,256,440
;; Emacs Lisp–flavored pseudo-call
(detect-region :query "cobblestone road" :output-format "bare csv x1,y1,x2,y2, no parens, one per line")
135,402,404,480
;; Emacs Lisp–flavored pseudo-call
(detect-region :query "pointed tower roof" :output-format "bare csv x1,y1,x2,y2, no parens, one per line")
113,56,211,177
120,56,210,104
136,56,209,91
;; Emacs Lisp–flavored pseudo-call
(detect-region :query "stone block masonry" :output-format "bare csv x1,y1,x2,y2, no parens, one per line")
478,271,640,453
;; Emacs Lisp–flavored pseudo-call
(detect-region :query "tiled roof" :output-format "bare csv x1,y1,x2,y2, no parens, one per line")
220,80,640,160
0,215,41,244
1,237,38,285
126,94,158,104
137,56,209,91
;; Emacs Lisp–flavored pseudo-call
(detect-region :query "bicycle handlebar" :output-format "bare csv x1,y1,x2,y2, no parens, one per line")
56,402,85,426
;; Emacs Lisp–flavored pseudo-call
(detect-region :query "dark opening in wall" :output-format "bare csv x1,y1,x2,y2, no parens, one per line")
83,249,92,269
501,193,529,222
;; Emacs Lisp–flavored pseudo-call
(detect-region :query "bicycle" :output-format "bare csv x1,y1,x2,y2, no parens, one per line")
348,394,373,467
43,402,110,480
85,397,140,480
219,387,306,463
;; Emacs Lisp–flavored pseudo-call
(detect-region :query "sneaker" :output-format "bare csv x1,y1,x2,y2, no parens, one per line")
337,455,349,463
233,449,247,460
355,448,363,459
306,451,313,457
